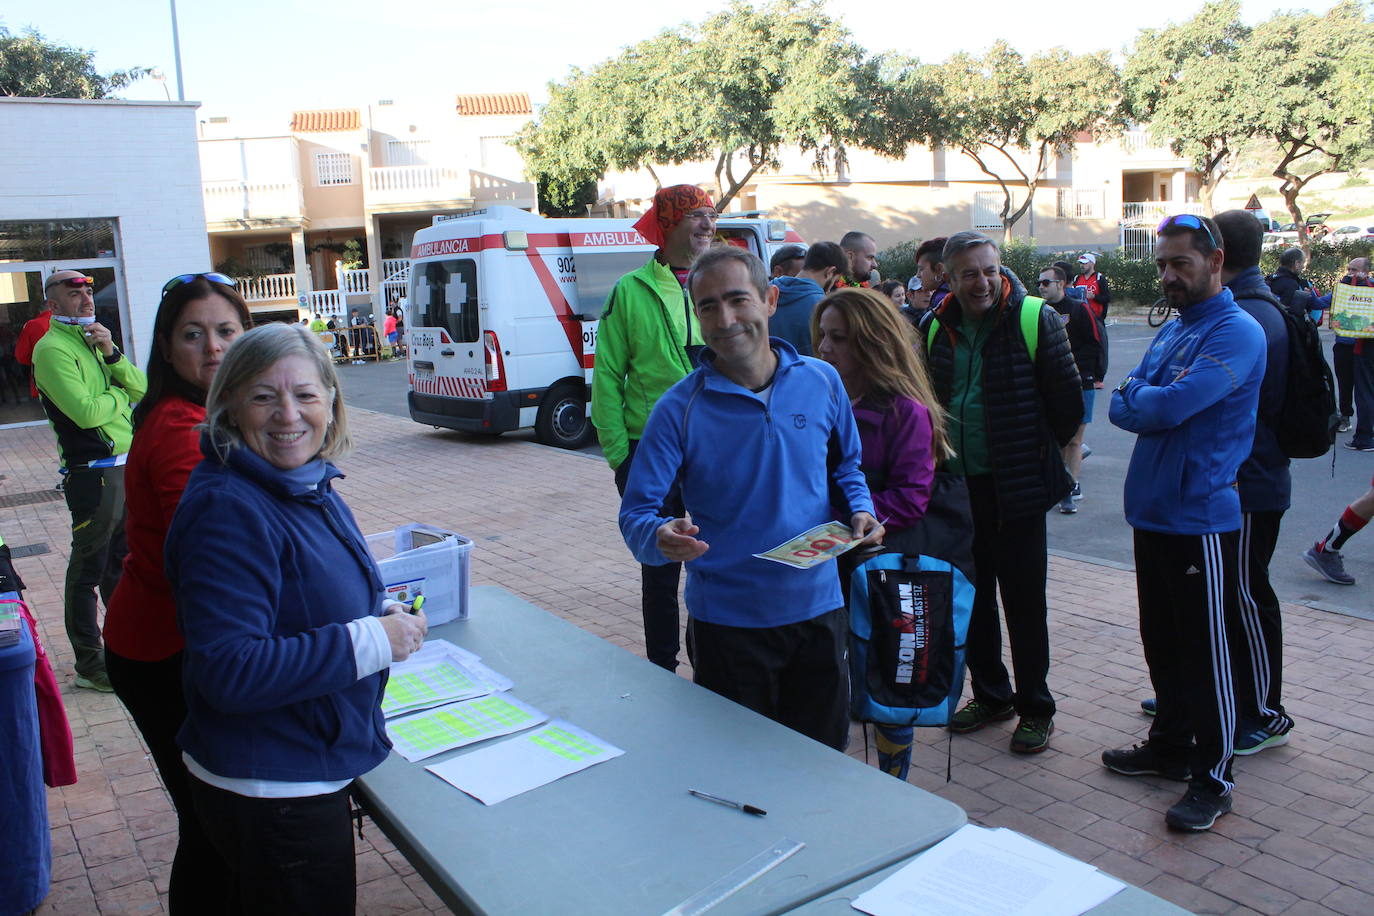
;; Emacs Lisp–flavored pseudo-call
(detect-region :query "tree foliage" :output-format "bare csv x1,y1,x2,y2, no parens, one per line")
1242,1,1374,250
888,43,1125,242
1124,1,1255,215
0,26,151,99
515,0,895,209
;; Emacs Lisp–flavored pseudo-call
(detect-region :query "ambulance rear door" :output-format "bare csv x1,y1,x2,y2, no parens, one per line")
408,254,487,407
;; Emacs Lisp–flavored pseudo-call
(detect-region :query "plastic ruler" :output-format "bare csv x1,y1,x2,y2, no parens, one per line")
662,838,806,916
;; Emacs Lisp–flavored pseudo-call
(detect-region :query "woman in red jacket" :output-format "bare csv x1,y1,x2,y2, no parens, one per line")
103,273,248,914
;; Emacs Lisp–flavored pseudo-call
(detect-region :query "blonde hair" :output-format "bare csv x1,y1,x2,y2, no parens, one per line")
811,287,952,461
204,322,353,463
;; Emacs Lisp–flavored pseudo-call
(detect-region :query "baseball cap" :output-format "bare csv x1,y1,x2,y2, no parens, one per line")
907,276,922,291
1078,252,1098,265
770,245,806,271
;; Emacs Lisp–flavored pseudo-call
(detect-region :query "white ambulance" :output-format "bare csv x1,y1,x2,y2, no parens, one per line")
405,205,804,448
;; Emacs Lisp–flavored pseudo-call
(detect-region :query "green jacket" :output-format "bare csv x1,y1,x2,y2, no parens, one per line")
591,258,701,470
32,321,147,468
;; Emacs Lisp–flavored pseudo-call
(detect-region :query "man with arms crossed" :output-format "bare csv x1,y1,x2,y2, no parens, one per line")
32,270,148,692
619,247,881,748
1103,214,1264,831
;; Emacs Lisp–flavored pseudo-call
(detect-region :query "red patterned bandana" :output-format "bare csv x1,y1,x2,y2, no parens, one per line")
632,185,716,249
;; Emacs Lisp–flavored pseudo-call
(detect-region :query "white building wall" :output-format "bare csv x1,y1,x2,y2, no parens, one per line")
0,98,210,366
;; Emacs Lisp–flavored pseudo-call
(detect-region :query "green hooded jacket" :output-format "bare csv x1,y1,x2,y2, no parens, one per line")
32,320,147,467
591,258,701,470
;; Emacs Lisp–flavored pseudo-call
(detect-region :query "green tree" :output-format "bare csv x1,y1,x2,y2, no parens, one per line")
889,43,1125,243
0,26,151,98
515,0,896,209
1124,1,1256,215
1243,1,1374,251
534,171,599,218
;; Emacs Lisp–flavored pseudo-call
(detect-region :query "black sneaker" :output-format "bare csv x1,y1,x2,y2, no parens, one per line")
1058,496,1077,514
1165,787,1232,832
948,699,1016,734
1101,744,1190,781
1010,716,1054,754
1140,697,1157,716
1338,416,1353,433
1344,439,1374,452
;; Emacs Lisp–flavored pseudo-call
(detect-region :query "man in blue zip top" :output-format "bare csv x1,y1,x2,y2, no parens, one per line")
1103,214,1265,832
619,246,882,749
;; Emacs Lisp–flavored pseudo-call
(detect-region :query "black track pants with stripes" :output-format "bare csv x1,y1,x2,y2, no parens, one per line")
1236,511,1291,734
1133,528,1241,797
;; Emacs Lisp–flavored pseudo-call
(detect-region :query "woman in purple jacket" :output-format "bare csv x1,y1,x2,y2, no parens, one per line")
813,287,952,779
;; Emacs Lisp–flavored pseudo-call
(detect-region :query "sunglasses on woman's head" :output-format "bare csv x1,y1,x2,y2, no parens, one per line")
161,273,238,297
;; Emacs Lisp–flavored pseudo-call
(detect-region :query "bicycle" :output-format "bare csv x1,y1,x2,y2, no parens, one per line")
1147,298,1175,327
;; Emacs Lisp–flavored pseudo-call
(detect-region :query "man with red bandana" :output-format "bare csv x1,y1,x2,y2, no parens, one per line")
592,184,717,671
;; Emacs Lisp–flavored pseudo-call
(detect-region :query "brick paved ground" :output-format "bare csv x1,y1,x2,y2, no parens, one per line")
3,405,1373,916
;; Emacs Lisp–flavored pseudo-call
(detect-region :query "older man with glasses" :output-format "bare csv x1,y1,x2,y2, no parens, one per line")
1102,214,1265,832
31,270,148,692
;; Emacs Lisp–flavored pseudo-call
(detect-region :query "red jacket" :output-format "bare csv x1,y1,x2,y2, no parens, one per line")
15,310,52,399
9,597,78,787
104,396,204,661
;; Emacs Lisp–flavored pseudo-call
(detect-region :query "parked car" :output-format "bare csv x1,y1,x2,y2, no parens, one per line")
1328,225,1374,243
1264,213,1333,247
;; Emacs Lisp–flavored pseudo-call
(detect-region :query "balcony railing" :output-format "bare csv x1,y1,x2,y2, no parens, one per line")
471,170,537,209
203,180,303,222
309,290,344,313
236,273,297,302
381,258,410,281
340,268,370,294
365,165,469,207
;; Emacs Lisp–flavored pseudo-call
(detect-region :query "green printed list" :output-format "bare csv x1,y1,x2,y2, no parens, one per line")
528,727,604,762
382,664,480,714
391,696,536,753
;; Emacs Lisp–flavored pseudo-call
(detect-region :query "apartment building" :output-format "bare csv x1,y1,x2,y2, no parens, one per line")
593,127,1199,258
198,94,536,322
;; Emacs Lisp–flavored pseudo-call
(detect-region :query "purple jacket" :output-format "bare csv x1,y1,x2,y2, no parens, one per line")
849,394,936,531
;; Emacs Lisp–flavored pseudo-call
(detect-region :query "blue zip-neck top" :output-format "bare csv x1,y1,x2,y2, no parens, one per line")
619,338,873,627
1110,287,1265,535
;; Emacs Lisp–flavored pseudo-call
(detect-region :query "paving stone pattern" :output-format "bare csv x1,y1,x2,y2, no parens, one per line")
2,405,1372,916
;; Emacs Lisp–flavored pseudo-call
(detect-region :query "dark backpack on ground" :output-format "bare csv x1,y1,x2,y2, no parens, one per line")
1234,284,1340,459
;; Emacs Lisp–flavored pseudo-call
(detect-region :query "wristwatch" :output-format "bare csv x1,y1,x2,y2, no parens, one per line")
1116,376,1134,393
103,346,122,365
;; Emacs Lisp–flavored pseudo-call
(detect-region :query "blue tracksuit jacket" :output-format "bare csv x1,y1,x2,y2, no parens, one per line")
1110,288,1265,535
619,338,873,628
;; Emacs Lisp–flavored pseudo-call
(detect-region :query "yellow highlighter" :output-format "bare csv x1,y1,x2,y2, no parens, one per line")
410,595,425,615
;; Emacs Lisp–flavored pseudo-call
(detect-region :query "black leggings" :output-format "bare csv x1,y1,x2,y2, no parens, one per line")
105,648,230,915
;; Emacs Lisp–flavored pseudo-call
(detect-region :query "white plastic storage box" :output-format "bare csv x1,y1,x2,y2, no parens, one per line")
365,524,473,625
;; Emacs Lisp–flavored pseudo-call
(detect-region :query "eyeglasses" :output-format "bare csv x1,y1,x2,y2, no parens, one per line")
1036,279,1059,286
161,273,238,297
1157,214,1220,249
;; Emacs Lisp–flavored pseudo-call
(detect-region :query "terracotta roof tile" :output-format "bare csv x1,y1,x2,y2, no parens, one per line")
291,109,361,132
456,93,532,117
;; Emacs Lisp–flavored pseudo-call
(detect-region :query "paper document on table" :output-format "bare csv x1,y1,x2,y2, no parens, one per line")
851,824,1124,916
425,720,624,805
381,639,511,718
386,693,548,762
753,521,860,569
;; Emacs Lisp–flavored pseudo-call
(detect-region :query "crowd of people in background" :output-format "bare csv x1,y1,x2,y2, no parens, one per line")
7,188,1374,915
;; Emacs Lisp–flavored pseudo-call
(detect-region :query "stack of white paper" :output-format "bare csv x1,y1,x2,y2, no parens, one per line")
852,824,1125,916
380,639,512,717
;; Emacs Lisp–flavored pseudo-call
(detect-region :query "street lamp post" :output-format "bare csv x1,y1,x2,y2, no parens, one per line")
169,0,185,101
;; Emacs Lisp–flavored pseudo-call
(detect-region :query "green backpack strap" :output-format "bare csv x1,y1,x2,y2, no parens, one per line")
926,297,1043,362
1020,295,1043,364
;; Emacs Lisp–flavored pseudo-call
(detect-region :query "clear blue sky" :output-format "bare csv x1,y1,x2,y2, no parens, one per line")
1,0,1340,112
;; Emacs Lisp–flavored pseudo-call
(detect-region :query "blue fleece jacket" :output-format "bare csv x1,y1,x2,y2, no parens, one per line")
166,437,390,782
619,338,873,628
1226,267,1292,514
1110,287,1265,535
768,276,824,356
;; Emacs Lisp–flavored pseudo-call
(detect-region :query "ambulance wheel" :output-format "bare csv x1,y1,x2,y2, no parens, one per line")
536,383,593,449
